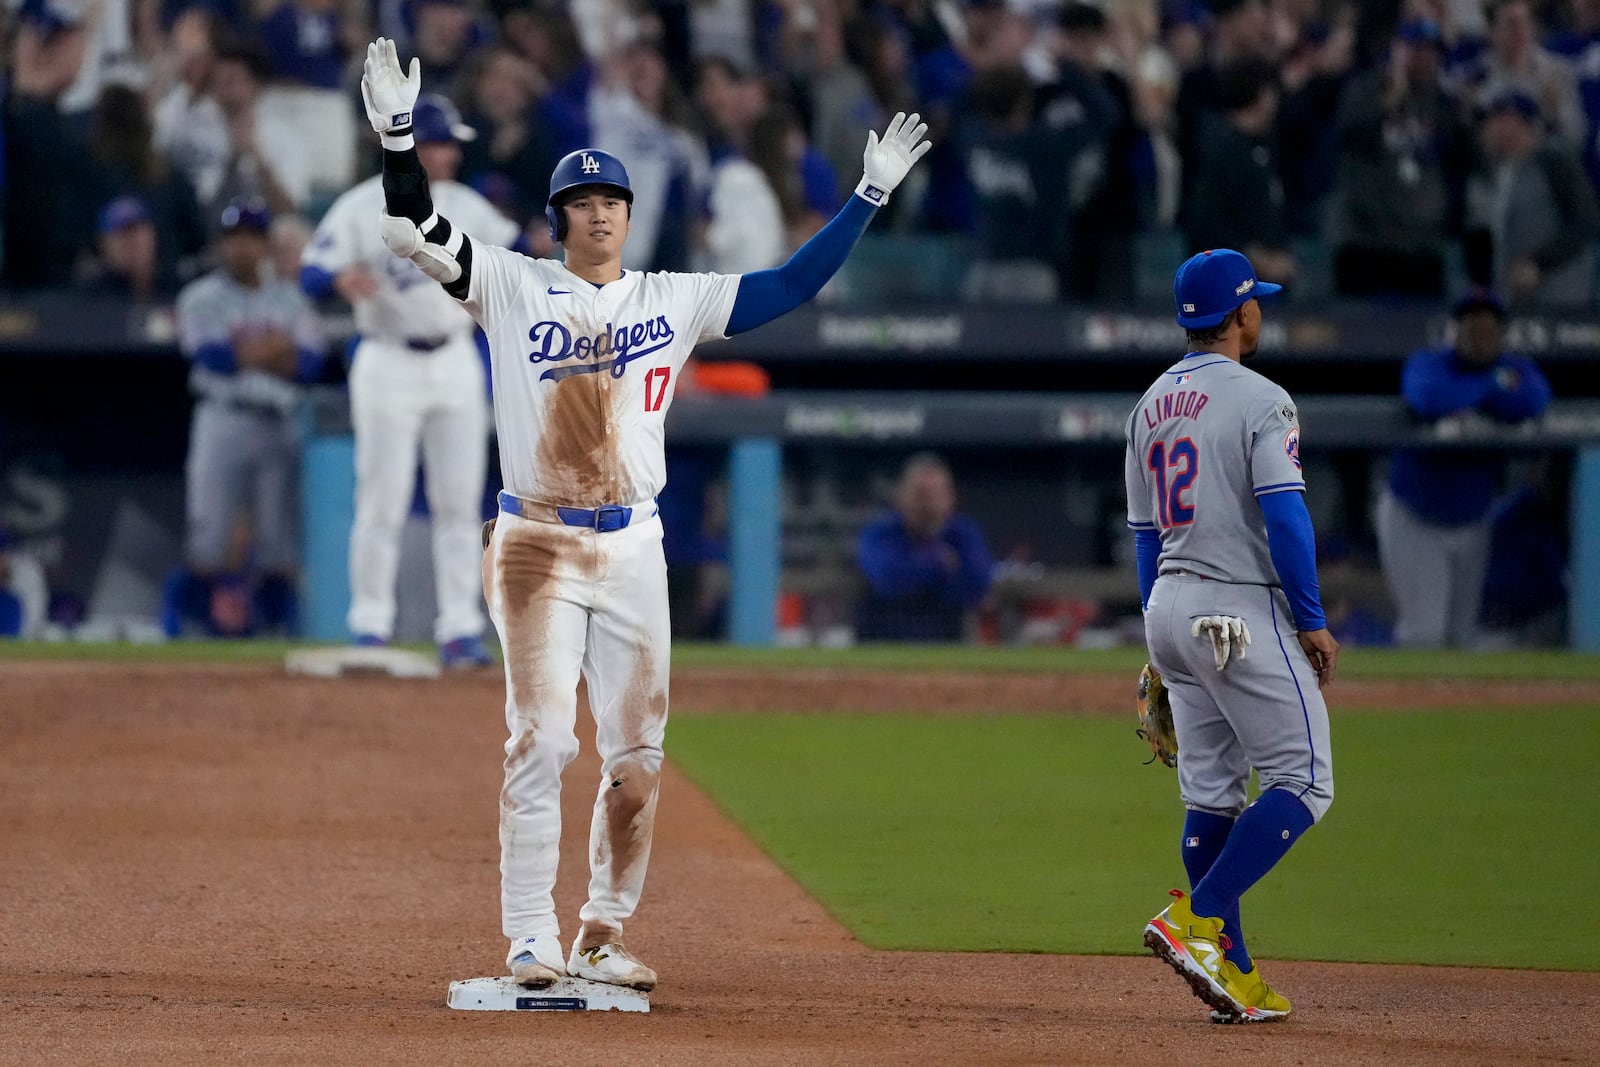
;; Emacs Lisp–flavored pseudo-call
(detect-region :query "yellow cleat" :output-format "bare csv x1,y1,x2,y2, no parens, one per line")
1211,960,1292,1023
1143,889,1247,1018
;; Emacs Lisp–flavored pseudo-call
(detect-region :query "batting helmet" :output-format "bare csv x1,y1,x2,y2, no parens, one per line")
411,93,476,144
545,149,633,243
218,196,271,235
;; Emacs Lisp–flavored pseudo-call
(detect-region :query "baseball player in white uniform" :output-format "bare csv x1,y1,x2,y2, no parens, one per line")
301,94,520,666
357,38,931,990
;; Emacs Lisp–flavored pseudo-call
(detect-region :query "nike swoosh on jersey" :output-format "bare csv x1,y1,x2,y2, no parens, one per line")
547,286,571,295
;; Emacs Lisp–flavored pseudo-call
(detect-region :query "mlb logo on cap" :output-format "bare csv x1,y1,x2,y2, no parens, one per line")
1173,249,1282,329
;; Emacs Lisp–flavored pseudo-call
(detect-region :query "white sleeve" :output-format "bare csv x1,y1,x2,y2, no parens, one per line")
301,194,358,273
462,242,529,330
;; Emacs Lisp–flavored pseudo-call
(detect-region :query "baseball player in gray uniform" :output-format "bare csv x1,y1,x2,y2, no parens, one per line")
301,94,520,666
1126,249,1338,1023
163,198,326,637
358,37,930,992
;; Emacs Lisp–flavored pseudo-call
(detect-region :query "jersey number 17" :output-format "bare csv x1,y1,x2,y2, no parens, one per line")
1148,438,1198,528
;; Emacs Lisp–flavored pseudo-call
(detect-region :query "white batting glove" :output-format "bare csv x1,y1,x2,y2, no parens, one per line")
856,111,932,206
360,37,421,150
1191,615,1251,672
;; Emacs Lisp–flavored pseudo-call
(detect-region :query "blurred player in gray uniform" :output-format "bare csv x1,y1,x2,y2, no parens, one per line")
1125,249,1338,1023
162,198,326,637
301,94,520,667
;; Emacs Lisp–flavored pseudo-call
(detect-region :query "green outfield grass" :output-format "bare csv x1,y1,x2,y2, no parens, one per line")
4,639,1600,682
667,707,1600,971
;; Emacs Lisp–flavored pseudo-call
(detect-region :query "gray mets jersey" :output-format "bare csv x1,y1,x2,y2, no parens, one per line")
1125,350,1332,825
1124,353,1305,585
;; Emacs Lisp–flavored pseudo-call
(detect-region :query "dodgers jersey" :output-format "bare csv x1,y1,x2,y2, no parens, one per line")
305,177,520,343
464,244,740,507
177,270,323,413
1124,353,1305,587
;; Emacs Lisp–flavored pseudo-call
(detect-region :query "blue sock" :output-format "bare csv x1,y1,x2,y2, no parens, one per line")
1181,810,1252,971
160,569,213,637
1190,789,1315,942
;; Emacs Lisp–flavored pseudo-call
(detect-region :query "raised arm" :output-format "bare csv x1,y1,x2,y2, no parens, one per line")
360,38,474,300
726,112,932,336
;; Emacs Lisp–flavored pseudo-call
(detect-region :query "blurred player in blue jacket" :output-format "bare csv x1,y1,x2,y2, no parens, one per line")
1376,290,1551,647
856,452,994,642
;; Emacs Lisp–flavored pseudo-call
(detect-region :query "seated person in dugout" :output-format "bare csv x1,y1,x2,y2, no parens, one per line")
855,452,995,642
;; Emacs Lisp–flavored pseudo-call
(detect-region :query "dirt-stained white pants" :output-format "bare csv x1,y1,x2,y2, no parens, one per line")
346,335,488,643
483,507,670,950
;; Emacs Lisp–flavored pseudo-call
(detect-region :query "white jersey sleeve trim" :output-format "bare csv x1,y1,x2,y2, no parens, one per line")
1253,481,1306,497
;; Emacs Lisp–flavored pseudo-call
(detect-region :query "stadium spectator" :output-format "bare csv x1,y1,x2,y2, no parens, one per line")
1183,59,1297,285
257,0,351,90
1041,2,1138,301
14,0,139,116
1464,87,1600,309
855,453,995,643
748,98,841,249
1545,0,1600,193
76,194,171,300
1459,0,1585,147
4,16,94,287
791,0,887,208
1332,18,1471,299
1275,7,1358,236
1376,289,1552,648
1174,0,1277,225
694,55,785,271
84,84,208,281
154,37,309,219
589,37,706,271
956,64,1078,303
457,45,558,234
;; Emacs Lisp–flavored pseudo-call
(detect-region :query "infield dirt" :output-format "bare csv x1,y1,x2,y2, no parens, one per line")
1,662,1593,1065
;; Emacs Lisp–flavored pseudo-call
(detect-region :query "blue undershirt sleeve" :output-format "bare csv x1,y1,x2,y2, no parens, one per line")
294,347,325,383
193,342,237,374
1258,490,1327,631
1133,528,1161,611
726,194,877,336
299,264,337,300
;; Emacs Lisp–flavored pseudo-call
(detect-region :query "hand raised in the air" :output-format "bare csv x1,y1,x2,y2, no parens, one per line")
360,37,421,144
857,112,932,204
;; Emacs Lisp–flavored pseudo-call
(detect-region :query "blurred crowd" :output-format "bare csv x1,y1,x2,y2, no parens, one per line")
6,0,1600,309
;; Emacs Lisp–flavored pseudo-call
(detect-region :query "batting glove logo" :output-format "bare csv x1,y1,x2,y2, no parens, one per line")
392,110,411,126
862,184,886,203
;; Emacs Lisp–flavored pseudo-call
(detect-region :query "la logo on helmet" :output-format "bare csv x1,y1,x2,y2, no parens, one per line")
581,153,600,174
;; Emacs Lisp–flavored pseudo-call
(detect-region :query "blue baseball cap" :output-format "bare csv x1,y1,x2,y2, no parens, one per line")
1453,287,1507,319
98,195,151,234
412,94,476,144
1173,248,1281,329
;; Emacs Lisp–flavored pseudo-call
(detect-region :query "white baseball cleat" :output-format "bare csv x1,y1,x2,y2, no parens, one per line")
566,941,657,991
506,934,566,989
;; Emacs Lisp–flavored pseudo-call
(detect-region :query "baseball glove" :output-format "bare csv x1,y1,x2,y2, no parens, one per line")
1136,662,1178,768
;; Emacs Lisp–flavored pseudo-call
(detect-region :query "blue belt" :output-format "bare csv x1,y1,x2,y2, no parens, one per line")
406,336,450,352
497,490,654,533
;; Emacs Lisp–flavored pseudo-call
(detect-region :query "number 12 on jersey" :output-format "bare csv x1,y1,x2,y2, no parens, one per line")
1148,438,1198,527
644,367,671,412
